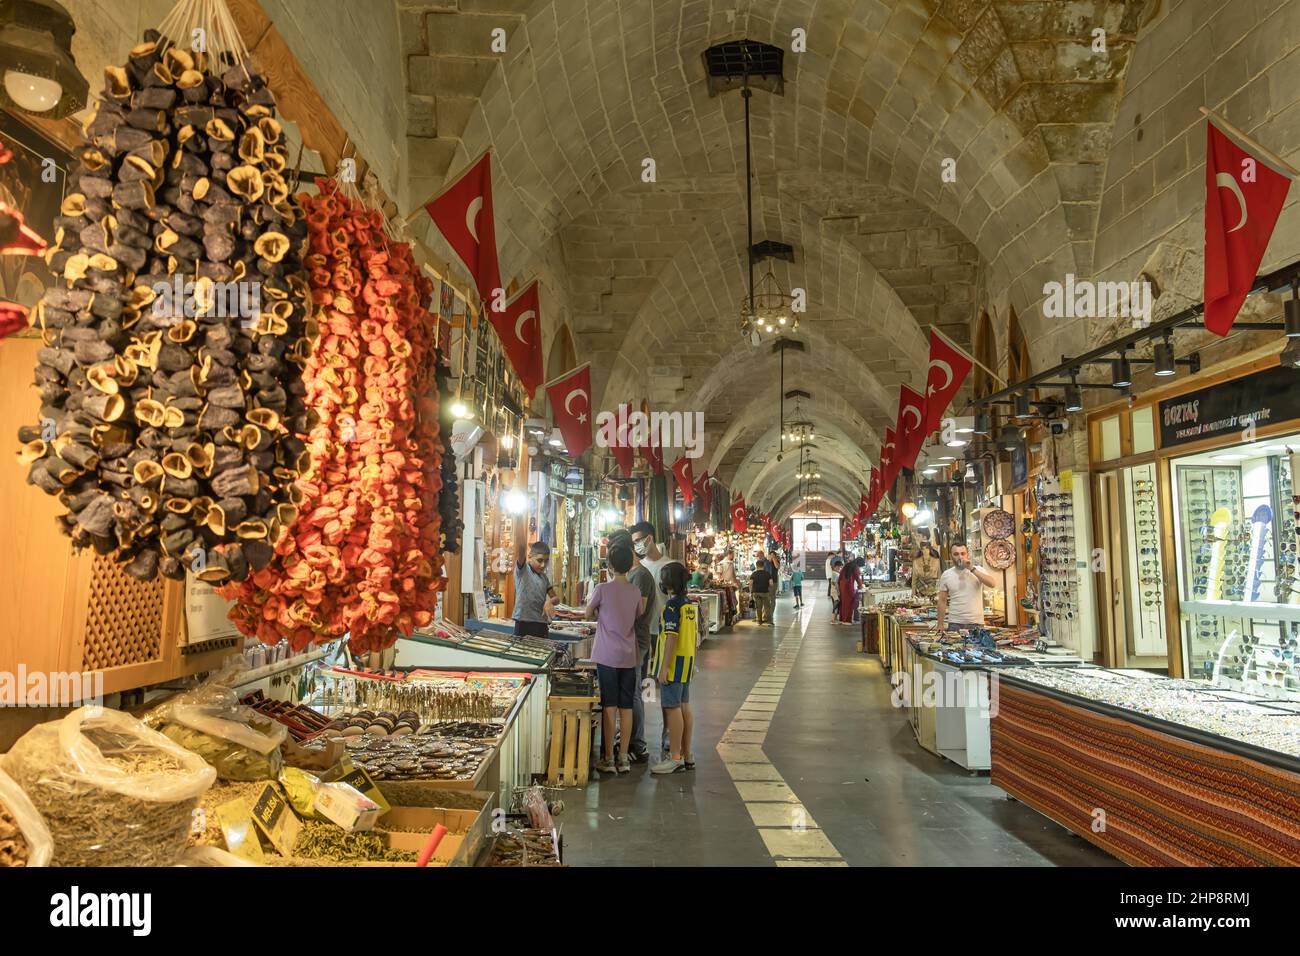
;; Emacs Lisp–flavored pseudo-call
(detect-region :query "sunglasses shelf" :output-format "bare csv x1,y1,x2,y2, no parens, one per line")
1035,476,1078,645
1124,463,1166,656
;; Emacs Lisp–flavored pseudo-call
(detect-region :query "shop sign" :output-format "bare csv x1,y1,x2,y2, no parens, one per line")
450,420,483,458
1158,364,1300,448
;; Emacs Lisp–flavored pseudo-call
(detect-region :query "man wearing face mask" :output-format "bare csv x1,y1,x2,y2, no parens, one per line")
630,521,685,758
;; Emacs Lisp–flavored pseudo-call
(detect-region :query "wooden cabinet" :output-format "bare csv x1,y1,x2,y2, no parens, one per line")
1,336,231,699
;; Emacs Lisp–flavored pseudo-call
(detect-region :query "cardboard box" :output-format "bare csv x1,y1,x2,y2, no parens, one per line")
314,782,382,832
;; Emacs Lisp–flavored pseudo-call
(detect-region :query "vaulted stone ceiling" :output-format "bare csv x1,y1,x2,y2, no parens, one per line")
398,0,1152,514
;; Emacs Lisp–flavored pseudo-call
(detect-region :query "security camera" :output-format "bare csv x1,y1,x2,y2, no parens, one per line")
1050,420,1070,436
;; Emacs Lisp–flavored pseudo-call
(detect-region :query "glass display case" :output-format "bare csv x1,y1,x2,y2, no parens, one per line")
1171,436,1300,698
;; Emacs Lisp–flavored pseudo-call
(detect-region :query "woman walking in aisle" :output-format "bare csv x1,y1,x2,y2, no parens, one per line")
587,541,647,774
837,557,863,625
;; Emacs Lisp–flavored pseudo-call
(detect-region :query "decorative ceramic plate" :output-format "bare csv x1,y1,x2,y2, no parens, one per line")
984,539,1014,569
982,508,1015,540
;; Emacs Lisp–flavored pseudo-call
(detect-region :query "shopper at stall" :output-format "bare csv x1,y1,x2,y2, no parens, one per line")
828,555,844,618
513,539,557,638
630,521,685,757
651,561,697,774
768,550,785,594
837,557,863,624
618,529,657,764
791,566,805,609
751,559,774,624
587,541,646,774
936,543,999,631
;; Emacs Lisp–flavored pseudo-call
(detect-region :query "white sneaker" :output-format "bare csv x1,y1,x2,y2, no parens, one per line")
595,756,616,773
684,752,696,769
651,757,686,774
616,754,631,773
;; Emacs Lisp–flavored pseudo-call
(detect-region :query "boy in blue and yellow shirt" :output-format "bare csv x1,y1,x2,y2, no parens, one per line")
651,562,697,774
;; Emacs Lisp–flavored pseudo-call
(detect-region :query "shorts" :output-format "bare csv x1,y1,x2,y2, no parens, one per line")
660,680,691,707
792,586,803,598
597,664,637,709
514,619,548,638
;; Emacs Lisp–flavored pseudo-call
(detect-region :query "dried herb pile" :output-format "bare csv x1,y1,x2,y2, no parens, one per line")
18,31,313,585
4,710,215,867
221,179,444,652
0,803,31,867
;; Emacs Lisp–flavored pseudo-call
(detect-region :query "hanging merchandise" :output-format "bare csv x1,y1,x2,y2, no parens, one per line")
220,179,444,653
435,281,462,555
16,21,313,585
649,473,670,541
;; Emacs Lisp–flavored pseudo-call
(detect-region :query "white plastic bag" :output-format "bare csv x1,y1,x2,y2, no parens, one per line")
146,660,287,780
175,845,264,867
4,706,216,866
0,765,53,867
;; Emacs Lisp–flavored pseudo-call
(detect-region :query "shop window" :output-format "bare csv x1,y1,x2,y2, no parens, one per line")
1099,416,1122,461
793,517,840,552
1170,435,1300,695
1131,406,1155,455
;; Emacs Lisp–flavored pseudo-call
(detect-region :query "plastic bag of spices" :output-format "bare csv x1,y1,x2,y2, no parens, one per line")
145,661,288,781
0,766,53,867
3,707,216,867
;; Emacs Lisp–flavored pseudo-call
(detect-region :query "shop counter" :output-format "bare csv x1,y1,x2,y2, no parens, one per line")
990,671,1300,865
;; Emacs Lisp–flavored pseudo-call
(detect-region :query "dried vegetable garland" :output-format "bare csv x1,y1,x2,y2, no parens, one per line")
15,32,313,584
221,179,444,652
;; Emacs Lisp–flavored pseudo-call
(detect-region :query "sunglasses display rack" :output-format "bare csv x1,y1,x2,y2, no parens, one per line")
1276,458,1297,603
1127,465,1165,654
1035,478,1078,645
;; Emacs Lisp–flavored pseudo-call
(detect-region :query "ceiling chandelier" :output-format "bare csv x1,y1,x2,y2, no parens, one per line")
784,419,815,443
740,264,797,340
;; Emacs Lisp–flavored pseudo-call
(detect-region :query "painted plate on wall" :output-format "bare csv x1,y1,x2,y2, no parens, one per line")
984,540,1015,569
982,508,1015,540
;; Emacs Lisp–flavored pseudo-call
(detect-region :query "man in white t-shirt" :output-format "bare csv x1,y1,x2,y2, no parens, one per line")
936,543,999,630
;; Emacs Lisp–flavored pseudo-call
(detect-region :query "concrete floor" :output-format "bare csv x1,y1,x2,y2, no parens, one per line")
563,591,1119,867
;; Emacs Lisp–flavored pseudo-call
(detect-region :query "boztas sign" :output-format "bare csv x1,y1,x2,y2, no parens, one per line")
1158,364,1300,449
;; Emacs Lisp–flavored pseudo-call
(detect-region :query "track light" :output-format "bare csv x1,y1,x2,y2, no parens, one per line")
973,411,991,435
1013,392,1031,417
1112,353,1132,388
999,424,1022,450
1286,284,1300,337
1064,382,1083,413
964,461,977,482
1154,336,1176,377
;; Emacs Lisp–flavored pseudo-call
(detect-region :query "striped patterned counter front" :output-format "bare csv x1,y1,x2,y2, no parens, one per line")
990,678,1300,866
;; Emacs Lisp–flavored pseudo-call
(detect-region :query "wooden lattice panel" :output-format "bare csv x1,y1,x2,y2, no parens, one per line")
82,553,165,670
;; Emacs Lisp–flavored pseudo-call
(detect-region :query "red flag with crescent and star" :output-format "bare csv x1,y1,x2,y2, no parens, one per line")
544,363,593,457
609,402,635,476
671,456,695,505
1204,122,1292,336
896,384,928,471
922,329,974,438
731,496,748,533
639,406,664,475
424,150,502,307
880,426,899,491
488,280,544,394
867,466,881,514
694,470,712,514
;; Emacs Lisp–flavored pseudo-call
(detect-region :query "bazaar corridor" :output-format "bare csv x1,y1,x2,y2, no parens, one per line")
566,592,1115,867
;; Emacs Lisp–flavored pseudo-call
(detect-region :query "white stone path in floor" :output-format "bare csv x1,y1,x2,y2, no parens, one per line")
716,596,849,866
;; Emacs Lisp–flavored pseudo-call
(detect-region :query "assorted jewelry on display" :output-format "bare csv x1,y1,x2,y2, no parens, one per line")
1036,476,1079,644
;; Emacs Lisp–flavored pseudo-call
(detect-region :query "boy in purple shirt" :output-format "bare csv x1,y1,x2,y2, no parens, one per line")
587,541,646,774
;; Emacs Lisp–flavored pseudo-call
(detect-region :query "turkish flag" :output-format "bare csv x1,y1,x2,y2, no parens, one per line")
609,402,635,476
880,427,898,491
488,280,544,394
896,385,927,471
731,496,748,533
1204,122,1292,336
424,151,502,307
638,407,664,474
867,466,882,514
544,363,593,457
671,456,695,505
695,470,712,514
922,329,974,438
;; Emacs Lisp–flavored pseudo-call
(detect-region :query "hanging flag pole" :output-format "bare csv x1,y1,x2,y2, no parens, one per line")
931,325,1003,388
404,145,494,223
1199,107,1300,179
541,361,591,392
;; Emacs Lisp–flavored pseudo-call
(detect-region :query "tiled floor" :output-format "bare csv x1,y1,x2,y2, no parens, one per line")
563,592,1119,867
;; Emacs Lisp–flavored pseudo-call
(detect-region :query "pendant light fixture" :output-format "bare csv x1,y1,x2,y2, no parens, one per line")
0,0,88,118
1064,369,1084,412
1112,348,1133,388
